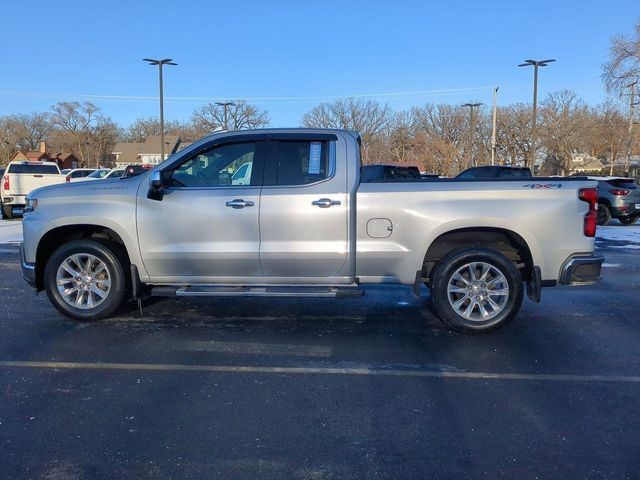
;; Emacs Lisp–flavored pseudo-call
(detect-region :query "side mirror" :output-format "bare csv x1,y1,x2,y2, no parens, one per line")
147,170,164,201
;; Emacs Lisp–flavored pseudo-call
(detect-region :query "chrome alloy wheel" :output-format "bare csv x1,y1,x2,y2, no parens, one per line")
56,253,112,310
446,262,509,321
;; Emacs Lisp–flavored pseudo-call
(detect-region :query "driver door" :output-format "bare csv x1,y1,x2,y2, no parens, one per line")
137,139,266,281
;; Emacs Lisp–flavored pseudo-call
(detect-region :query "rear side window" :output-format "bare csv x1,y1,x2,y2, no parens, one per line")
272,141,329,186
607,179,637,189
7,164,60,174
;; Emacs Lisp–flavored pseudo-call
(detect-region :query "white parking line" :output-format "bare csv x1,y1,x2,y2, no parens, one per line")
178,340,332,357
1,360,640,384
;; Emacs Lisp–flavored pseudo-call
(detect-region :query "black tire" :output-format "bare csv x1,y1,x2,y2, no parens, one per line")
2,204,13,219
597,205,611,226
429,248,524,333
619,216,639,225
44,239,127,321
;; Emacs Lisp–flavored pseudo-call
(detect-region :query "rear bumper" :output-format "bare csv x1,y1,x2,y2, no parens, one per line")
559,255,604,286
610,201,640,218
20,243,36,288
1,194,26,206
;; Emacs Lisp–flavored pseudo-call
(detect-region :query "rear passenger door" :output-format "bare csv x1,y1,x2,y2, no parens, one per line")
259,135,349,280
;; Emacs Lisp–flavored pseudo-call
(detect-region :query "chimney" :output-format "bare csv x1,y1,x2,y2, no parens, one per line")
39,141,46,153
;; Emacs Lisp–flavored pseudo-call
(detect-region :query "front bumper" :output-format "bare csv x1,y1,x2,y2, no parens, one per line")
20,242,36,288
559,255,604,286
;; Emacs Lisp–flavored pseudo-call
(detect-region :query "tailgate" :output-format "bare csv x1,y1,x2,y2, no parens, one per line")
8,174,64,196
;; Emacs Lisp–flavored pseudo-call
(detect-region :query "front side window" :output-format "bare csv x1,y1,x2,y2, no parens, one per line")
170,142,258,187
273,141,329,186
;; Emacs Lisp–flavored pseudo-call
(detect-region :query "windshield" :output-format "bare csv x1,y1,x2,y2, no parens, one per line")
87,170,110,178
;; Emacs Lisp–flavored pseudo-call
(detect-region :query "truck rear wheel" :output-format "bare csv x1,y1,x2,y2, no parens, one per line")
2,204,13,219
429,248,524,333
44,239,127,321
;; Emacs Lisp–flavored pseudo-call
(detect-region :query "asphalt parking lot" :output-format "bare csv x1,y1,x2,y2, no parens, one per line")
1,229,640,479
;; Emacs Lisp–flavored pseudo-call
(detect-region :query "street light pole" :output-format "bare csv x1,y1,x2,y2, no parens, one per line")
215,102,236,131
624,81,638,177
462,102,483,168
143,58,177,162
518,59,555,169
491,87,499,166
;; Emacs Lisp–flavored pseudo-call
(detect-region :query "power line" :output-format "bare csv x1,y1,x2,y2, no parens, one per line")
0,86,498,104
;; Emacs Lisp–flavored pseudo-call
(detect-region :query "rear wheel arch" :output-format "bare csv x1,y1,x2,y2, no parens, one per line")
422,227,534,283
35,224,131,290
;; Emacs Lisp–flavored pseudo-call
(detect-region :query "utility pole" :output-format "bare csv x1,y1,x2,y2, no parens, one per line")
143,58,177,162
491,87,499,166
462,102,483,168
518,59,555,169
624,81,638,177
215,102,236,131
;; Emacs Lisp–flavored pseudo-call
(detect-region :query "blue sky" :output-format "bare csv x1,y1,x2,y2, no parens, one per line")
1,0,637,127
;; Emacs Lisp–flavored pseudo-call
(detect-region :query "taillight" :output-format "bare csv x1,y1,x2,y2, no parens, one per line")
65,175,70,183
608,189,630,196
2,175,8,191
579,187,598,237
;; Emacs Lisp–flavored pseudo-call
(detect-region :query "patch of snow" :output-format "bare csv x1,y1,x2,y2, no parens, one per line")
0,219,23,244
596,224,640,243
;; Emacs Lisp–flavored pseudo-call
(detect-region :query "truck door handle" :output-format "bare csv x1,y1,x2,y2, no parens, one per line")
225,199,254,209
312,198,341,208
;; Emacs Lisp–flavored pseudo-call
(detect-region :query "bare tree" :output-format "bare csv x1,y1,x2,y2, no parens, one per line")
588,100,628,174
410,104,468,173
192,100,270,133
89,118,120,167
603,19,640,93
123,117,163,143
50,102,118,167
387,112,414,163
538,90,590,175
301,98,393,164
9,112,51,151
495,103,533,166
0,117,21,164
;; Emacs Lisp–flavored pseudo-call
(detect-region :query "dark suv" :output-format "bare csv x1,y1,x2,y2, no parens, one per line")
593,177,640,225
455,166,532,179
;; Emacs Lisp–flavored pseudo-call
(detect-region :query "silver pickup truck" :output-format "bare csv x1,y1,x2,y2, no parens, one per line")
20,129,603,332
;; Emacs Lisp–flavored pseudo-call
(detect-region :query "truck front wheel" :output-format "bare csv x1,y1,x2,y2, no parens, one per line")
429,248,524,333
44,239,127,321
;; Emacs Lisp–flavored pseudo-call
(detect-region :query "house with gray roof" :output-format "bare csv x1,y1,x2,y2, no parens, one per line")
112,135,181,168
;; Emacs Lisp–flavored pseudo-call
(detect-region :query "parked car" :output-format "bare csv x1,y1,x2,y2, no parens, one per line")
231,162,253,185
455,166,532,179
65,168,97,183
1,161,64,218
21,129,602,333
105,168,125,179
75,168,124,182
591,177,640,225
122,164,153,178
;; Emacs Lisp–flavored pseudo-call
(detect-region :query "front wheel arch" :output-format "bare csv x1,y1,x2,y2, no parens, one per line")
35,224,130,291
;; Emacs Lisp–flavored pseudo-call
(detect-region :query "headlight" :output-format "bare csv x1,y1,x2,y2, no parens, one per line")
24,198,38,213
